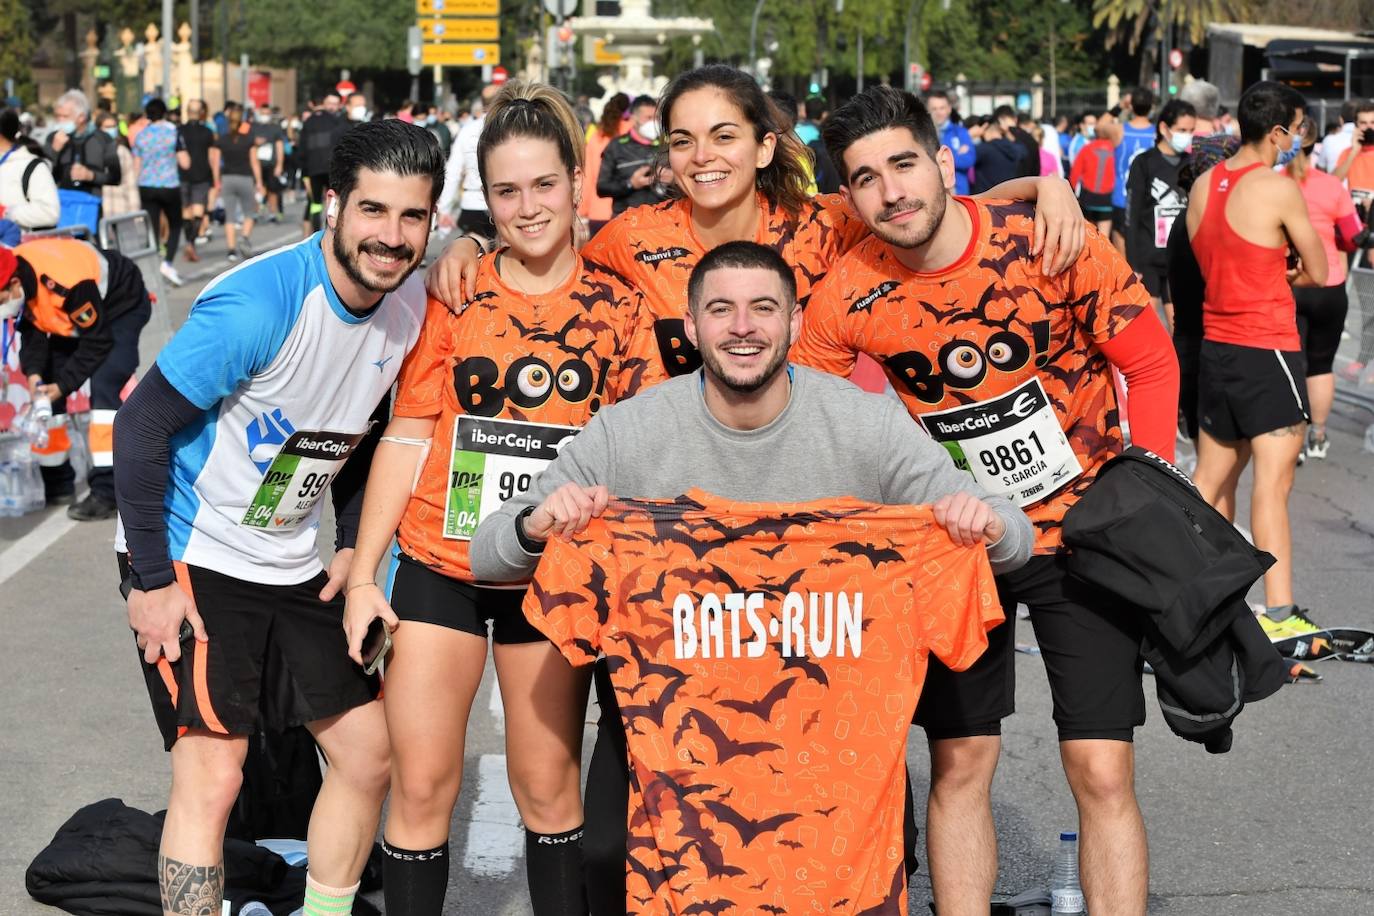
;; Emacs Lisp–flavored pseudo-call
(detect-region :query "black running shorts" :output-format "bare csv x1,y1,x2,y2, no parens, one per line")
912,582,1017,739
1295,284,1349,377
118,554,380,751
387,551,543,643
1005,554,1146,742
1198,340,1310,441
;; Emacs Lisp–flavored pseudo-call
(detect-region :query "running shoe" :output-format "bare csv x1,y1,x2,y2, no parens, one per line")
238,236,253,258
1260,607,1323,639
159,261,185,287
1305,429,1329,460
227,252,241,263
183,243,200,263
1339,361,1365,383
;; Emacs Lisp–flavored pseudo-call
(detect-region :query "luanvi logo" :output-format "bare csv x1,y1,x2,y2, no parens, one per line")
849,280,899,314
633,246,691,264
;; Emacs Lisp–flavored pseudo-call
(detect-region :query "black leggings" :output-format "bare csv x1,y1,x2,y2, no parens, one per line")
581,660,921,915
139,186,183,265
1295,283,1349,377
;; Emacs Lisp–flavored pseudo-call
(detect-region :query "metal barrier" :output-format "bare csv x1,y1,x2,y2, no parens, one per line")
19,225,92,242
98,210,171,340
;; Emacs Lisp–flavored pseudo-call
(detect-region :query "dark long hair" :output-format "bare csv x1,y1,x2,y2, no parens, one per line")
658,65,811,217
0,108,47,160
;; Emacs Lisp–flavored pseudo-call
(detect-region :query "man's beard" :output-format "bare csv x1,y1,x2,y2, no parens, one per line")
871,193,946,251
332,226,421,295
700,336,790,394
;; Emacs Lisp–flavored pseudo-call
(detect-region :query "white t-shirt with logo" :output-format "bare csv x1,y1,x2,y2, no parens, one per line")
150,234,425,584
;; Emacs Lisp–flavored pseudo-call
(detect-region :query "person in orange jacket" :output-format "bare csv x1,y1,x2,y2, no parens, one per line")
0,239,150,517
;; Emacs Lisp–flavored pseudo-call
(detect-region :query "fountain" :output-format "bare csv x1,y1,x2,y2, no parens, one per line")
568,0,713,99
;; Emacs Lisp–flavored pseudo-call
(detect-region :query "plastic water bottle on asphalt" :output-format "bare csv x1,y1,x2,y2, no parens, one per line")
1050,830,1086,914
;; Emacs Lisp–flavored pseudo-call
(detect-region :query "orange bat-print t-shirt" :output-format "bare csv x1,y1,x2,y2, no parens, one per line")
794,198,1152,552
523,492,1002,915
393,253,655,583
583,192,870,379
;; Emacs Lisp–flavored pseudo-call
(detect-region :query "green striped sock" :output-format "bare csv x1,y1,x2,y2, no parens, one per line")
302,873,359,915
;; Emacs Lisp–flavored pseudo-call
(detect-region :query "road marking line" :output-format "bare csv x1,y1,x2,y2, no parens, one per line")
0,511,77,587
489,676,504,722
463,753,523,877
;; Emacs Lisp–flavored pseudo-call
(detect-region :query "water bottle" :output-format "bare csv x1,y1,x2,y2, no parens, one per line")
26,394,51,450
1049,830,1086,914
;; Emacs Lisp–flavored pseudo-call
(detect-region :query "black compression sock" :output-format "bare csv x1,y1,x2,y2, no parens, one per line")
525,824,588,916
381,838,449,916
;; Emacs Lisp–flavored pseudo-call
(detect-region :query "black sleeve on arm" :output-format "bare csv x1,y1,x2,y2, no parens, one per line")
114,364,204,591
16,318,50,379
330,390,391,552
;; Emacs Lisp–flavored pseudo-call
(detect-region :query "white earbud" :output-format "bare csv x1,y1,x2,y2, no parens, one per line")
327,198,338,220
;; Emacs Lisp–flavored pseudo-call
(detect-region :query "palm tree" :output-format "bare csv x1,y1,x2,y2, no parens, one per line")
1092,0,1254,85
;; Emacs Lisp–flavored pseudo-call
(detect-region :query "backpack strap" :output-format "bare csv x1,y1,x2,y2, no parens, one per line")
21,158,44,200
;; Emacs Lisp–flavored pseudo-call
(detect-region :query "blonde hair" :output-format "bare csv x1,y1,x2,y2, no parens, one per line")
477,80,584,188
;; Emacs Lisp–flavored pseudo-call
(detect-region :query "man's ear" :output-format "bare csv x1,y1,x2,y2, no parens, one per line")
684,306,699,349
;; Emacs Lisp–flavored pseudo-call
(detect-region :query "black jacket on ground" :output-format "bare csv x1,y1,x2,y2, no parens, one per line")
45,127,122,191
25,799,313,915
596,132,666,215
1062,447,1290,753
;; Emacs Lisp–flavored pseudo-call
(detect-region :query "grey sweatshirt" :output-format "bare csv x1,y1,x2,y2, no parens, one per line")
470,366,1033,581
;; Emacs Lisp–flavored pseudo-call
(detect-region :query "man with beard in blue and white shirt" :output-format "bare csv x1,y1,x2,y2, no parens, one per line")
112,119,444,916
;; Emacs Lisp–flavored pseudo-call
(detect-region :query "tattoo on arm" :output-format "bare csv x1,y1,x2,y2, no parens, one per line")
159,854,224,916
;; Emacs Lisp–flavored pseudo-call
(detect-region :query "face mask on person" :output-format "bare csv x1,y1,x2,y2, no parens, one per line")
256,113,271,124
54,120,77,134
1169,131,1192,153
1276,132,1301,167
0,293,24,321
102,127,119,139
350,106,367,121
1083,125,1096,138
637,120,661,142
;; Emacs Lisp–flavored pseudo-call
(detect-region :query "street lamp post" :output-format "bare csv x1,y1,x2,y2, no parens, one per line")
749,0,766,81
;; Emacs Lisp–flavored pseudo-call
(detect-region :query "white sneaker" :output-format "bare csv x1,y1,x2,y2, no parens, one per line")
159,262,185,287
1305,430,1329,460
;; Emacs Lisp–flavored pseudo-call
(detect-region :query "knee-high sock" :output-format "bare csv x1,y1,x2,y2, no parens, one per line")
526,825,588,916
381,839,449,916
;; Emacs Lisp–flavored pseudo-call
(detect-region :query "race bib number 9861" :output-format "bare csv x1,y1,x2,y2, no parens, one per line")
919,377,1082,507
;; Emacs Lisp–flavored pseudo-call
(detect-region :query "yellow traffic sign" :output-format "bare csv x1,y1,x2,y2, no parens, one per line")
416,0,498,14
585,37,622,65
418,17,499,41
420,42,501,66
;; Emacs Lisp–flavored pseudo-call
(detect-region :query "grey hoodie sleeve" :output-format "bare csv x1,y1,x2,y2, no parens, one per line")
876,399,1034,575
468,407,618,582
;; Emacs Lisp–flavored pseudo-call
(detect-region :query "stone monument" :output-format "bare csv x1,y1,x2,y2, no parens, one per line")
568,0,713,99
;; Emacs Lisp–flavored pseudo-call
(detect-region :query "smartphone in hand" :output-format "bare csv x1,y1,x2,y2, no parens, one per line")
361,618,392,676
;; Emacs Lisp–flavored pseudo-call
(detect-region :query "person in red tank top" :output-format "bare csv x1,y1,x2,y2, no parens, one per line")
1184,80,1327,633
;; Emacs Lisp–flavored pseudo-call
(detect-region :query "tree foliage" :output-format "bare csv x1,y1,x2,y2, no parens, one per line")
1,0,37,103
1092,0,1253,52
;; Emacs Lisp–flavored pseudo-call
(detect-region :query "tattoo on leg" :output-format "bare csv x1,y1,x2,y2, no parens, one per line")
1265,423,1307,437
159,854,224,916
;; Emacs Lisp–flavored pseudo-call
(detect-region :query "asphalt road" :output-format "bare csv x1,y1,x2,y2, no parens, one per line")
2,222,1373,915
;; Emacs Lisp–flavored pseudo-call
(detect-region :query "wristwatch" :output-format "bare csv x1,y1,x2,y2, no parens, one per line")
515,505,545,554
